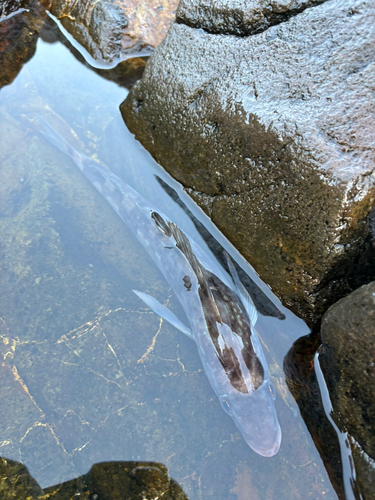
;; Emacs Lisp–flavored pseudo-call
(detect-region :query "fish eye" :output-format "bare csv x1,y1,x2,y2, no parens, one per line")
268,381,276,400
220,395,232,415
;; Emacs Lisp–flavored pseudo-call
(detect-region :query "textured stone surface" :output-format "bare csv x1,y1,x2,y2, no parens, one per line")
320,281,375,461
0,457,44,499
0,456,188,499
0,0,47,89
177,0,326,35
0,0,24,19
50,0,179,63
122,0,375,320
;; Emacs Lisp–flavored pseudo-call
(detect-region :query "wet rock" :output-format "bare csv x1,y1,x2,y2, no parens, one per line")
0,0,46,89
49,0,179,64
177,0,326,35
0,456,188,499
284,333,346,500
84,461,189,500
39,14,148,89
50,0,127,63
0,0,146,93
320,281,375,461
0,457,44,499
122,0,375,320
0,0,23,19
348,437,375,500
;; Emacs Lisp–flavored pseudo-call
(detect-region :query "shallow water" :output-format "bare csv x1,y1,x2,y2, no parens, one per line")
0,10,349,500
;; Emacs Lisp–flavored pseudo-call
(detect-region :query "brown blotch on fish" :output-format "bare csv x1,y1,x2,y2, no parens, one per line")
219,346,248,394
183,275,192,291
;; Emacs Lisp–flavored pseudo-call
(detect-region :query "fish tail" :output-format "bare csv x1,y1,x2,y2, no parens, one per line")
37,115,82,167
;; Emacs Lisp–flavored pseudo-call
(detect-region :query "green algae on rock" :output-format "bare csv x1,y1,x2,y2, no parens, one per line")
0,457,188,499
121,0,375,321
0,457,44,499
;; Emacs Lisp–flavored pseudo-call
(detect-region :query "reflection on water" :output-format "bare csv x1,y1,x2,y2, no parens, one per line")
0,10,351,500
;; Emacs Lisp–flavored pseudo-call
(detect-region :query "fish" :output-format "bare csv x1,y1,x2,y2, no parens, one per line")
37,115,282,457
155,176,286,320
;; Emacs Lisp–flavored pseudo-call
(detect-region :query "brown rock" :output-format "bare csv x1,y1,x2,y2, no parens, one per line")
49,0,179,63
0,0,47,90
320,281,375,461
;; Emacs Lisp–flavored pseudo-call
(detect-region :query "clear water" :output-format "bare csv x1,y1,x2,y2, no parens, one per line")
0,12,346,500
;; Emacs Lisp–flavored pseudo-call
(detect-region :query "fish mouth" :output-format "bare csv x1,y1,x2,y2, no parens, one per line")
257,441,281,457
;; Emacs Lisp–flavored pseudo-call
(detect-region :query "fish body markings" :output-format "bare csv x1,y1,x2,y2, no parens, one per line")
38,116,281,457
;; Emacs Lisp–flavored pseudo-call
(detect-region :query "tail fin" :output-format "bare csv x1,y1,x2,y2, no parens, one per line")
37,114,79,163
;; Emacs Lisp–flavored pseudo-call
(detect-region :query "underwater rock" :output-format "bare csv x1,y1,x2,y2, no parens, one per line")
0,457,44,499
320,281,375,499
121,0,375,321
320,282,375,463
283,334,346,500
0,457,188,499
49,0,179,64
82,461,189,500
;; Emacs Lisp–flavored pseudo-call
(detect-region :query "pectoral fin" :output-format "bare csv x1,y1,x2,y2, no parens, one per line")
133,290,193,339
225,253,258,326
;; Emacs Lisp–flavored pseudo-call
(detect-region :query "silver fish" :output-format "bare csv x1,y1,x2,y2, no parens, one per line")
38,116,282,457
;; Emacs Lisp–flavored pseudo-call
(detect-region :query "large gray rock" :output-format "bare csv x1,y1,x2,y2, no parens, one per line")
122,0,375,320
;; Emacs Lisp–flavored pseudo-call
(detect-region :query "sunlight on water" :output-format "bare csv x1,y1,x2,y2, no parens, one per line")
0,15,342,500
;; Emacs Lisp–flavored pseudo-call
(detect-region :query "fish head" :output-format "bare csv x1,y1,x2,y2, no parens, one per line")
219,380,282,457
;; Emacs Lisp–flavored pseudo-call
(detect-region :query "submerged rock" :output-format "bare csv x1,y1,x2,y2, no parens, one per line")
320,281,375,498
122,0,375,321
284,333,346,500
49,0,179,64
0,457,188,499
0,457,44,499
320,282,375,459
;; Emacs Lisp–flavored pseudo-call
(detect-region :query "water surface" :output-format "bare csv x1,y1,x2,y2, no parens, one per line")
0,12,343,500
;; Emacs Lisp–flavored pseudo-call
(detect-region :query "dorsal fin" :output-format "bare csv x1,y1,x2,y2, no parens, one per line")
225,252,258,326
168,223,223,322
